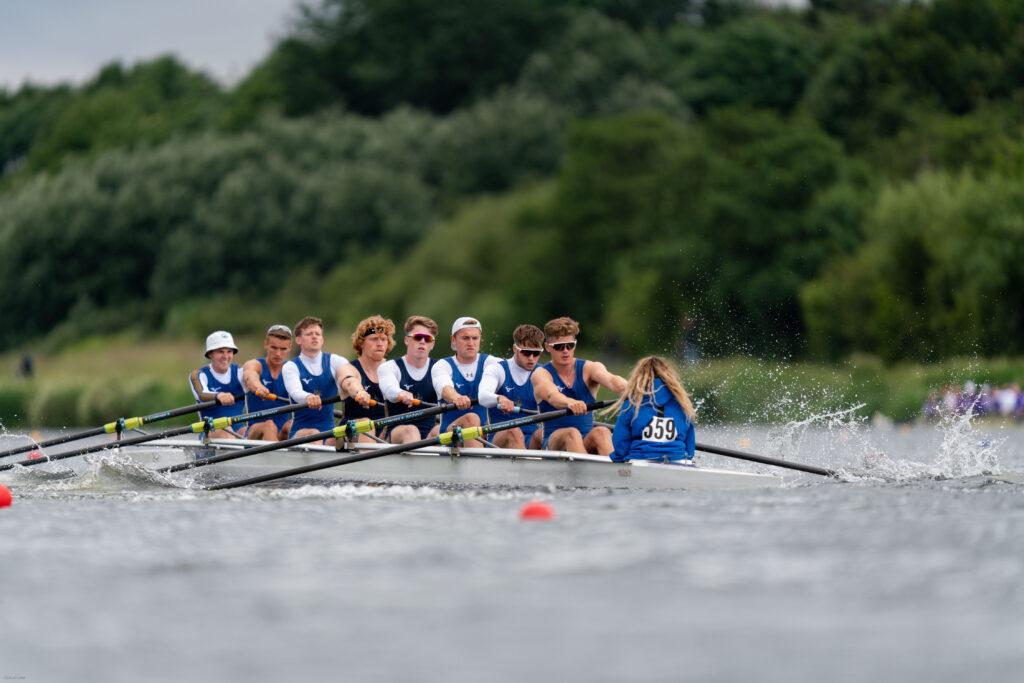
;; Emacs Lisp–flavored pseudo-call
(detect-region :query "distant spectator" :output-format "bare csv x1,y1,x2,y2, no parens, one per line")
17,352,33,379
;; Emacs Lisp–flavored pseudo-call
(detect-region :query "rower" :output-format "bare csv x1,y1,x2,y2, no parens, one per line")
431,316,498,448
531,316,626,456
479,324,544,450
282,316,349,446
608,356,696,463
188,330,245,439
242,324,294,441
338,315,393,443
379,315,441,444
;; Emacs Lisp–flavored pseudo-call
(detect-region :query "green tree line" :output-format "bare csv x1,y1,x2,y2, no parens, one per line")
2,0,1024,362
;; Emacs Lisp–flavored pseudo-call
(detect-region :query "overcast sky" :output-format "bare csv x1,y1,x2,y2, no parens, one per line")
0,0,304,90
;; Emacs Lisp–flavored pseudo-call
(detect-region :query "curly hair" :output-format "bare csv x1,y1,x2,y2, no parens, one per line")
352,315,397,354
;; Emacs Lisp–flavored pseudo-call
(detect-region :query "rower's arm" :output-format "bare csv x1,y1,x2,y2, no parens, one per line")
531,367,565,408
241,360,266,395
337,365,361,399
585,360,627,396
477,363,505,409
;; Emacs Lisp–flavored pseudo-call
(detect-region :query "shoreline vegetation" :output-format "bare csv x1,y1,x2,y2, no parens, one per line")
3,335,1024,429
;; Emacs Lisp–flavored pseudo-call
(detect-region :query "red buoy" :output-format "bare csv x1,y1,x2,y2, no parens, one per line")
27,450,43,460
0,484,12,508
519,500,555,521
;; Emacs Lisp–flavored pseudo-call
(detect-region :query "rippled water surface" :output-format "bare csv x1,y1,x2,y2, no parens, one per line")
2,416,1022,683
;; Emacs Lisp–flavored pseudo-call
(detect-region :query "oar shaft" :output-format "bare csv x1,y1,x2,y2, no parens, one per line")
207,400,612,490
0,394,245,459
0,396,321,471
695,442,837,477
164,401,458,473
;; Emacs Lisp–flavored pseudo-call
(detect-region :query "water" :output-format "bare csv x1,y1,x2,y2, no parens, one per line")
1,415,1022,683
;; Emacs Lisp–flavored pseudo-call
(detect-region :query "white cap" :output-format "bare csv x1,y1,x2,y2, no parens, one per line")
204,330,238,357
451,316,482,336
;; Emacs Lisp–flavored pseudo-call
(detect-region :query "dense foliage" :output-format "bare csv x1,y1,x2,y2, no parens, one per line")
2,0,1024,362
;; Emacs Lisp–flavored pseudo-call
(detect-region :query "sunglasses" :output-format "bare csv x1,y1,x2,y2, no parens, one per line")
548,341,577,352
407,333,435,343
515,345,542,358
362,326,388,338
267,324,292,336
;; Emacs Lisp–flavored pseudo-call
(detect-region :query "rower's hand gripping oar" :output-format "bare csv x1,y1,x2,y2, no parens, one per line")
694,442,837,477
0,396,336,471
206,400,613,490
162,399,460,474
0,394,249,460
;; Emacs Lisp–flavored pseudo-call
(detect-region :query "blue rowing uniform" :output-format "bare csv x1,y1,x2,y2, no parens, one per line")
390,357,438,438
538,359,594,448
196,364,245,424
439,354,490,432
246,358,290,429
289,353,339,433
488,359,539,441
610,378,694,462
342,360,387,424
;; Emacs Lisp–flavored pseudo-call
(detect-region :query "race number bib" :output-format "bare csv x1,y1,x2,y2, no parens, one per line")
642,416,677,442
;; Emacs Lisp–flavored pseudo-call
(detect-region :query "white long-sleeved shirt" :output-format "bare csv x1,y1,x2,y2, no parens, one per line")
431,354,499,398
478,357,533,408
282,351,349,402
378,356,433,402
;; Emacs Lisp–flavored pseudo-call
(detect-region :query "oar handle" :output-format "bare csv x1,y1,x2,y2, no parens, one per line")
695,442,837,477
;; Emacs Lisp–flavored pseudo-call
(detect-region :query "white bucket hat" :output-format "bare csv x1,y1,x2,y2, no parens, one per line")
204,330,239,357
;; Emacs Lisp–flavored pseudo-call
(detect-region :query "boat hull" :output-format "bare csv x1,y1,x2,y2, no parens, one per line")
121,438,784,490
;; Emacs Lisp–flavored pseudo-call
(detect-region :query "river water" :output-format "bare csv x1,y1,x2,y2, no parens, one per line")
1,412,1022,683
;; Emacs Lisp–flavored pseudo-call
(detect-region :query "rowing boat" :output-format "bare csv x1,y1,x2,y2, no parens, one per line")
100,437,783,490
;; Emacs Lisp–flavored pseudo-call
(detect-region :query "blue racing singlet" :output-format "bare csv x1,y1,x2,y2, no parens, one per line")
439,355,490,431
289,353,339,433
246,358,291,429
390,357,438,438
538,359,594,448
488,359,539,441
342,360,387,424
196,364,245,422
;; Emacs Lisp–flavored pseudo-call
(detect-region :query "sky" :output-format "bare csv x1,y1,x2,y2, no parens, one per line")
0,0,305,90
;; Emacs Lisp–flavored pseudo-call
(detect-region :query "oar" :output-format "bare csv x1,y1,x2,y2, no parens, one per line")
206,400,613,490
695,441,837,477
0,396,334,472
161,399,459,474
0,394,251,459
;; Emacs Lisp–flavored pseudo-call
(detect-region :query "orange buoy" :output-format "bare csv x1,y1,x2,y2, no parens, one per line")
519,500,555,521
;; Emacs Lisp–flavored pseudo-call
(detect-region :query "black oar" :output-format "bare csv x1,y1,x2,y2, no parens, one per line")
0,394,248,460
0,397,334,472
162,399,461,474
695,441,837,477
207,400,613,490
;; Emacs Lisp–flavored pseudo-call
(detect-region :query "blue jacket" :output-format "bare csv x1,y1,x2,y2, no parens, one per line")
610,379,695,462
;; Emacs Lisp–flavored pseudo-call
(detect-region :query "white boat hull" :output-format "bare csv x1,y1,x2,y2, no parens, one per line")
118,438,783,490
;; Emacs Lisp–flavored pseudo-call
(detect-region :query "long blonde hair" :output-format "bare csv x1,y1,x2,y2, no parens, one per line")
608,356,696,422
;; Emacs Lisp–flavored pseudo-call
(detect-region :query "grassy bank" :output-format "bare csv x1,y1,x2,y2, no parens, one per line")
3,334,1023,429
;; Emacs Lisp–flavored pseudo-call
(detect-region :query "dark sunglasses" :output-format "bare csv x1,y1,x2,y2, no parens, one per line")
515,346,542,358
407,333,435,343
363,326,388,338
548,341,577,352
